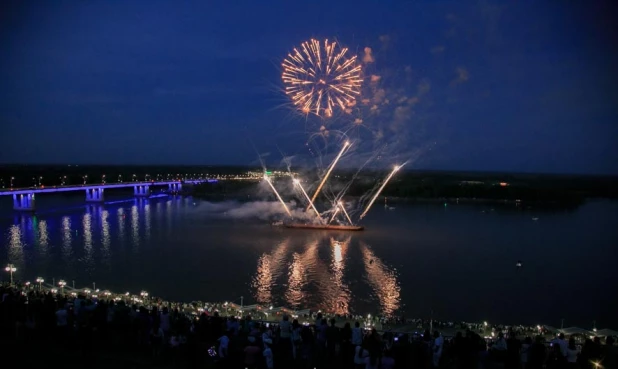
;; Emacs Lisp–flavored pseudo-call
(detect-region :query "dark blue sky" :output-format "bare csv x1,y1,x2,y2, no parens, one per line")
1,1,616,174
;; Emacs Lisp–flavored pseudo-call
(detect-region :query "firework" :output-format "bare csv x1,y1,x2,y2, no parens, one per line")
359,163,406,220
263,174,292,217
293,178,323,223
282,39,363,118
328,207,340,224
338,201,354,225
308,141,351,209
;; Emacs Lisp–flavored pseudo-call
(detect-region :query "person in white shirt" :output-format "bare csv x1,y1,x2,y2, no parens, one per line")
352,321,363,346
56,305,68,327
551,333,568,358
160,307,170,335
355,344,369,367
520,336,532,367
262,329,273,349
263,343,274,369
432,331,444,368
493,332,508,351
280,315,292,339
566,337,579,363
218,332,230,358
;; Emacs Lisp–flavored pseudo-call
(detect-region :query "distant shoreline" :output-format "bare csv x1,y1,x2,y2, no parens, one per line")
190,192,590,210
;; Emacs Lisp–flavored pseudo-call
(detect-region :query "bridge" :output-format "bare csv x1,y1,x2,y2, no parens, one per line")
0,180,216,212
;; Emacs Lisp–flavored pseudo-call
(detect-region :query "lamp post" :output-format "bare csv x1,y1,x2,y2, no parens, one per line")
58,280,66,293
4,264,16,285
36,277,44,290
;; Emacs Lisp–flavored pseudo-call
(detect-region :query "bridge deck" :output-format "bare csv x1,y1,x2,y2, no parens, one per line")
0,180,210,196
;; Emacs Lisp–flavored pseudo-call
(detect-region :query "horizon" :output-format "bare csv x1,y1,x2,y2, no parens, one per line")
1,162,617,179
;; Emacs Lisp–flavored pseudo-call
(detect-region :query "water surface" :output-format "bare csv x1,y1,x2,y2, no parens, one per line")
1,194,616,328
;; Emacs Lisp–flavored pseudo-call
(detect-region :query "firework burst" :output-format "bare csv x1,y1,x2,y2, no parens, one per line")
282,39,363,118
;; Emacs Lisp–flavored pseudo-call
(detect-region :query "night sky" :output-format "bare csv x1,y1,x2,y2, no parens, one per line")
1,1,617,174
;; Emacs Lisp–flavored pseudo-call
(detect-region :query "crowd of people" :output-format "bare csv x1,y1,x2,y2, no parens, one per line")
1,283,616,368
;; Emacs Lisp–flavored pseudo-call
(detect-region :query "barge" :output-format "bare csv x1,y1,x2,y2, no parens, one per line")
284,223,364,231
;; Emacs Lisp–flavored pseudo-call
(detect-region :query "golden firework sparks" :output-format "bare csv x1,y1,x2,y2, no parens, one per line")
282,39,362,118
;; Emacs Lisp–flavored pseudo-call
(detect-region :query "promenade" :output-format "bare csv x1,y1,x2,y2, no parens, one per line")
2,280,616,368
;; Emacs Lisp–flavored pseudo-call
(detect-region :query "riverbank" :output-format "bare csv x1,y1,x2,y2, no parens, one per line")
5,281,614,342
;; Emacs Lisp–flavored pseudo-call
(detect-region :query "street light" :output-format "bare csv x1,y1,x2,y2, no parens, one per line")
4,264,16,284
58,280,67,293
36,277,44,290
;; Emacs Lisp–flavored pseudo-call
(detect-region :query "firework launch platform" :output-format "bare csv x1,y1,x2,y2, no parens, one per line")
284,223,365,231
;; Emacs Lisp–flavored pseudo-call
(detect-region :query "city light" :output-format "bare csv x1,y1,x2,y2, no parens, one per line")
36,277,44,290
4,264,16,284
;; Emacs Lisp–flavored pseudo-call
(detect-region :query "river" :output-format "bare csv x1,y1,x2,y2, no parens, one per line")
1,193,616,328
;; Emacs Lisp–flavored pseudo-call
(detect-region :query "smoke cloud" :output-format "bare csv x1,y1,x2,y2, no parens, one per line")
363,47,375,63
198,200,318,222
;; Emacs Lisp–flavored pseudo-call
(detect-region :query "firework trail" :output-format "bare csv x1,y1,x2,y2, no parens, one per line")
263,174,292,217
328,207,340,224
338,201,354,225
282,39,362,118
308,141,351,209
334,146,385,205
359,162,407,220
293,179,323,223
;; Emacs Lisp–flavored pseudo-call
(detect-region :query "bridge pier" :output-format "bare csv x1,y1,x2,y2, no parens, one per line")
168,182,182,193
134,185,150,197
85,188,105,202
13,193,36,212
